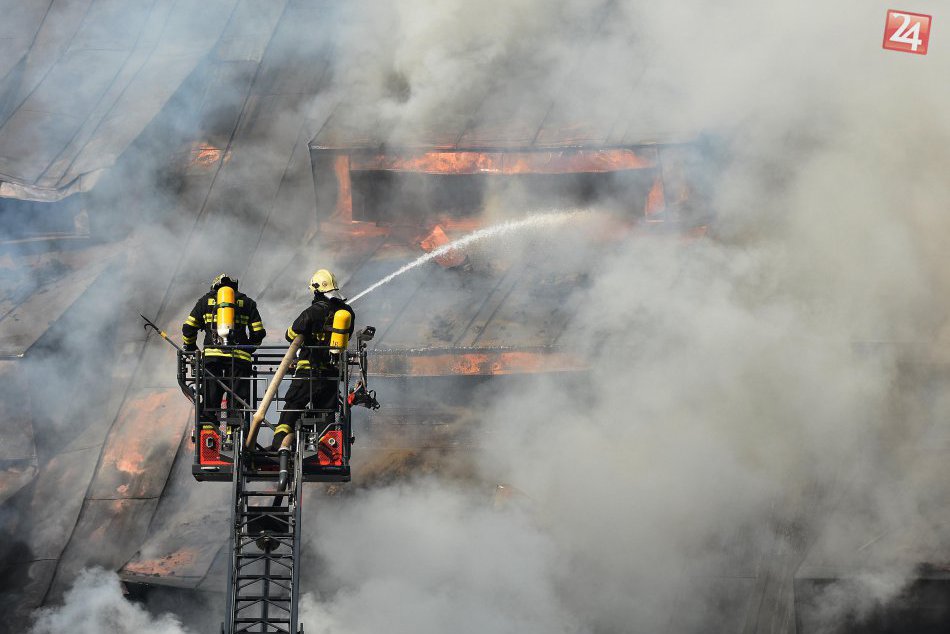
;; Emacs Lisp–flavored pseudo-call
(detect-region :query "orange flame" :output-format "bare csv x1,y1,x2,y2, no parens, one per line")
123,548,199,577
188,145,226,169
418,225,466,268
372,350,586,377
349,148,654,175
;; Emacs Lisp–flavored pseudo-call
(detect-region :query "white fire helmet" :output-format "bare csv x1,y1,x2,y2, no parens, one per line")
309,269,344,299
211,273,238,291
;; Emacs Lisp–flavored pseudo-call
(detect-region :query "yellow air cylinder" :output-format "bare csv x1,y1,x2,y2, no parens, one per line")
329,310,352,354
216,286,235,340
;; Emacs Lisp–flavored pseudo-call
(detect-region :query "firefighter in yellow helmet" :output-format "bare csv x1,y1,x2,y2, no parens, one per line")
270,269,355,450
182,274,266,427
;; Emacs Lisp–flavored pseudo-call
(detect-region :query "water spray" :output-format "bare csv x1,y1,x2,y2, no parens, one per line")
349,210,586,303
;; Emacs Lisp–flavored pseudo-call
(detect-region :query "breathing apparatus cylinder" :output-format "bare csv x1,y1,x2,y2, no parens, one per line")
329,310,352,354
216,286,235,341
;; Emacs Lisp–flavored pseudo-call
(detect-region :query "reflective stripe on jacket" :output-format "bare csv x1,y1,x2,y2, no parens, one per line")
182,290,266,361
285,295,354,370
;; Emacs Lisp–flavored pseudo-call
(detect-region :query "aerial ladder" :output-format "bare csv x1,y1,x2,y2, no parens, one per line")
154,316,378,634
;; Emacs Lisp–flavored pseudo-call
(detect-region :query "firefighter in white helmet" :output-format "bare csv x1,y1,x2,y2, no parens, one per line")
271,269,355,450
182,273,266,427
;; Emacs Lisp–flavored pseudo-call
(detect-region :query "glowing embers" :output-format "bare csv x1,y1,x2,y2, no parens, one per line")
95,388,192,497
186,143,228,171
371,348,586,377
122,548,200,578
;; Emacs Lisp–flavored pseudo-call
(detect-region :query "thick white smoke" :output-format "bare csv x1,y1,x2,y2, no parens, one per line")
300,479,578,634
10,0,950,631
292,0,950,632
29,569,190,634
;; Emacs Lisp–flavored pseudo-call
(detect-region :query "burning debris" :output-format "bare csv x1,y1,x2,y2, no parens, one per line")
418,225,467,269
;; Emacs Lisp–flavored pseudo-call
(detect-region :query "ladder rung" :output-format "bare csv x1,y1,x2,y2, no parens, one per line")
236,535,293,544
234,604,291,613
235,538,294,546
235,602,291,606
239,507,293,511
240,506,292,511
234,619,290,626
228,446,303,634
236,578,291,592
234,618,291,624
234,624,291,633
235,603,291,613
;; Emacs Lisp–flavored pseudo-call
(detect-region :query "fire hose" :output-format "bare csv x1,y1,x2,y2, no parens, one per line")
246,335,303,450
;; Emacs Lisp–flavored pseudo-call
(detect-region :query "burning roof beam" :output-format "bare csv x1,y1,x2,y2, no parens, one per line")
311,144,680,228
347,147,656,174
369,347,586,377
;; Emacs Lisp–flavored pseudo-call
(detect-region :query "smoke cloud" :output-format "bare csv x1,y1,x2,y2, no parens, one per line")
300,479,578,634
29,569,190,634
294,0,950,632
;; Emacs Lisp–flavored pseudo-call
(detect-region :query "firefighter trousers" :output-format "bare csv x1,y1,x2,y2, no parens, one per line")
201,358,252,425
275,367,340,433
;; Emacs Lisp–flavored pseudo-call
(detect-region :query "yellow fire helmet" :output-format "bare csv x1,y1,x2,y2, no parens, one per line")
211,273,238,291
309,269,339,294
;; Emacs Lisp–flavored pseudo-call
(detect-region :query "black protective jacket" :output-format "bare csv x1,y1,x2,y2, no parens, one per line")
182,289,266,363
285,294,355,371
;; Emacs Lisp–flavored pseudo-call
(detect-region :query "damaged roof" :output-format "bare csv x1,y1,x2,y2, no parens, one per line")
0,0,251,201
